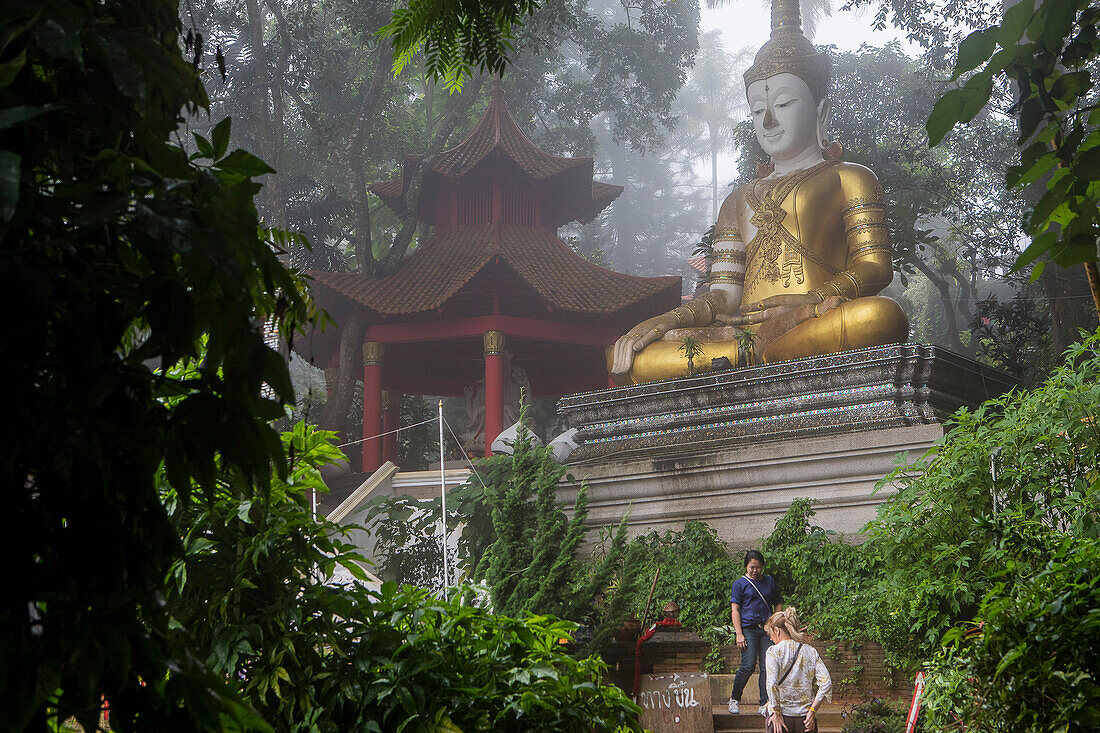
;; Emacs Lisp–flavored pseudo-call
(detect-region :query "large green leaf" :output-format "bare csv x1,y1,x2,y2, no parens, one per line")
1051,71,1091,104
0,48,25,86
215,148,276,177
1075,144,1100,180
952,27,997,80
0,103,60,130
998,0,1035,47
1034,0,1080,50
927,74,994,146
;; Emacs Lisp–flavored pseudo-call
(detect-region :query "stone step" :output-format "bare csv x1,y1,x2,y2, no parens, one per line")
708,673,760,705
712,704,844,733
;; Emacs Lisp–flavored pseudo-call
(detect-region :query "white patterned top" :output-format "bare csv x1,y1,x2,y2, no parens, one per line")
765,639,833,716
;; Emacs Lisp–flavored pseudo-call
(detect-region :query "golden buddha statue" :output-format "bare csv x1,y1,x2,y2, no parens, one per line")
609,0,909,385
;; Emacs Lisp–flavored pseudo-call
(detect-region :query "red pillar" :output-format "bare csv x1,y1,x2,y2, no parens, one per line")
483,330,505,456
362,341,385,473
382,390,400,466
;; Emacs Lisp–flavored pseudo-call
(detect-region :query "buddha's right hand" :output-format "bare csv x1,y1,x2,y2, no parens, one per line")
610,316,672,374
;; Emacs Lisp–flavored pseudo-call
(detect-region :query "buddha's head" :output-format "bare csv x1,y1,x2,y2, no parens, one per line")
743,0,831,164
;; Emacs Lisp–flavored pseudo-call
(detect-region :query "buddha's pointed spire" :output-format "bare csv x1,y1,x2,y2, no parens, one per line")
771,0,803,35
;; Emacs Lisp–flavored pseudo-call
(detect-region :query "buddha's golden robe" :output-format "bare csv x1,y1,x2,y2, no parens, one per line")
612,159,909,384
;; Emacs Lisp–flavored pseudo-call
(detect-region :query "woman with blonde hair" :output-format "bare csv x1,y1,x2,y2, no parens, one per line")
762,607,832,733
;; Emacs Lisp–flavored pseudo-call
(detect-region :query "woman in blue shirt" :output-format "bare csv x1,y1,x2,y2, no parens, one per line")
727,549,783,715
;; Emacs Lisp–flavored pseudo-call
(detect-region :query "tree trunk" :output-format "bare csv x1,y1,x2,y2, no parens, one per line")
379,75,486,273
265,0,291,227
318,71,483,431
245,0,286,226
1039,263,1097,356
318,310,365,434
1085,262,1100,320
912,255,967,353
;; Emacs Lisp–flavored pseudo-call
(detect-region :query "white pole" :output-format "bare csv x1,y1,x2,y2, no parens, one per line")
438,399,449,590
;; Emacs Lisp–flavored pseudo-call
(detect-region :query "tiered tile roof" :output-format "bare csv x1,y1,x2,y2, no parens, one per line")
310,223,680,318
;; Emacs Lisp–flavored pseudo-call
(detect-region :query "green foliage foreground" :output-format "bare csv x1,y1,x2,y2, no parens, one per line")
2,0,641,728
921,538,1100,733
168,423,641,733
4,1,313,728
762,329,1100,672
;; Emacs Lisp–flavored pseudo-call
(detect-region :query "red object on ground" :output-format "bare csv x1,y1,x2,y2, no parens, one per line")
632,617,683,698
905,671,926,733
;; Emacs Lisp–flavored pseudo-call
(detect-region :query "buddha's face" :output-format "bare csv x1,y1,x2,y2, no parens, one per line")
746,73,826,162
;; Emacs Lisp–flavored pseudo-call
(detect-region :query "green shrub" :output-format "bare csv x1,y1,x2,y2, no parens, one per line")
760,329,1100,668
864,328,1100,663
166,421,644,732
365,415,644,652
841,698,907,733
761,500,896,654
921,537,1100,733
626,520,739,632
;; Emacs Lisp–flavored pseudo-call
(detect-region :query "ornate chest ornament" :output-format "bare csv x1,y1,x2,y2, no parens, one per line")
745,159,841,288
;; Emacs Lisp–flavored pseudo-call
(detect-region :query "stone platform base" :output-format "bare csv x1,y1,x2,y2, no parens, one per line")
557,344,1013,544
558,424,943,542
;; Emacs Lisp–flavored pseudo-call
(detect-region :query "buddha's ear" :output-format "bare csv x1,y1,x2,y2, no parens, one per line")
817,96,831,131
816,96,832,150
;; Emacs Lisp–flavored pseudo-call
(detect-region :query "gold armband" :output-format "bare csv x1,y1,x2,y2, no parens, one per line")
817,271,861,301
681,293,718,326
710,271,745,285
713,225,742,243
850,243,892,260
842,270,863,298
843,194,889,258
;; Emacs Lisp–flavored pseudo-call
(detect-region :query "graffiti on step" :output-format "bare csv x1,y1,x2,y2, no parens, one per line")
636,673,714,733
636,683,701,710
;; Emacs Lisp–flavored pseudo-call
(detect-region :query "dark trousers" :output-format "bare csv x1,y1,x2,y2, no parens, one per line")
730,625,772,703
766,714,815,733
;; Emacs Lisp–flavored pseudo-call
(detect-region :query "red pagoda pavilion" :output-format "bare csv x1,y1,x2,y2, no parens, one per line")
308,84,681,472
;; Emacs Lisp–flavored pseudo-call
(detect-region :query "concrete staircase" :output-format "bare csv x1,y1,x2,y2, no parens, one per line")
708,674,844,733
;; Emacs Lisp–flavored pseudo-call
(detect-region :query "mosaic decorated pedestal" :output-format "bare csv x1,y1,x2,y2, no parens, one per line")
556,343,1014,543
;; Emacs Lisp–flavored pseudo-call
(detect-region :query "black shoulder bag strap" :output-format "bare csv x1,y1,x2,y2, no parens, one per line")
777,643,804,687
743,576,772,613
